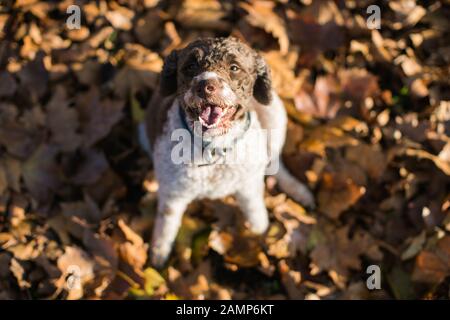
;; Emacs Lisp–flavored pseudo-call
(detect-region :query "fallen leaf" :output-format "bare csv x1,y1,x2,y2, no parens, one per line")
300,124,360,157
318,171,365,219
263,50,302,99
10,258,31,289
57,246,95,300
310,224,382,287
46,86,82,152
401,231,427,261
0,104,43,158
295,75,341,119
105,4,134,31
338,68,379,105
70,149,109,185
412,235,450,285
76,87,125,147
17,51,48,103
117,219,148,270
143,267,165,296
22,144,60,203
175,0,231,31
346,143,387,179
113,44,163,97
240,1,289,55
387,265,416,300
287,6,344,64
0,71,17,98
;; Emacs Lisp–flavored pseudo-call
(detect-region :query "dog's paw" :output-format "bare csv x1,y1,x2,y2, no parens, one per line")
290,187,316,210
246,214,269,235
150,247,170,269
300,190,316,210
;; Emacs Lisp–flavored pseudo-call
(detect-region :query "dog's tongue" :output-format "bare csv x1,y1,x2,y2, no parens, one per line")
200,105,223,125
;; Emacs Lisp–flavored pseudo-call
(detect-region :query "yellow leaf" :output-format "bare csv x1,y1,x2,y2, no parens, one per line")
143,267,165,296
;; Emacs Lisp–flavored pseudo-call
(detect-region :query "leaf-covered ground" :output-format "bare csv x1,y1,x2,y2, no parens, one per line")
0,0,449,300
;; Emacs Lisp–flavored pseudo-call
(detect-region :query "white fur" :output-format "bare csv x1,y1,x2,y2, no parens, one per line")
194,71,219,81
220,84,237,106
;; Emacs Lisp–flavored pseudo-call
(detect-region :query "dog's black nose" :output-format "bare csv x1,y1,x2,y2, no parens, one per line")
195,80,218,96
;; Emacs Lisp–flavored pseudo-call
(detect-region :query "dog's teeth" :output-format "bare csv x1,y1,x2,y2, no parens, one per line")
198,117,218,129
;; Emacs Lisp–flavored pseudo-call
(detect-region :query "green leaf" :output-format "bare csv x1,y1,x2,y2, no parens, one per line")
192,228,211,263
130,93,145,123
387,265,416,299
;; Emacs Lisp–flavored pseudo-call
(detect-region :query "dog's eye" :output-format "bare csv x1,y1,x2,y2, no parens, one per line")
184,62,198,73
230,64,240,72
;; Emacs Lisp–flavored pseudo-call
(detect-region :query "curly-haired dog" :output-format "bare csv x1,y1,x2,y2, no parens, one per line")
140,37,314,267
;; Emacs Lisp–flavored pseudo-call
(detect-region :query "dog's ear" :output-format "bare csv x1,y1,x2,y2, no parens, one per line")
159,50,178,96
253,54,272,105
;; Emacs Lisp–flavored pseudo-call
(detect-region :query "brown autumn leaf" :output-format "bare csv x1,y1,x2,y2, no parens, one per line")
0,155,21,193
167,260,214,299
57,246,95,300
273,198,317,225
286,5,344,64
391,146,450,176
0,71,17,98
317,172,365,220
70,149,109,185
50,216,118,292
46,86,82,152
76,87,125,147
412,235,450,285
0,253,12,278
6,239,40,261
309,224,382,288
263,50,302,99
338,68,380,105
208,229,262,268
17,51,48,103
346,143,387,180
10,258,31,289
239,0,289,55
0,165,6,195
295,75,341,119
395,54,423,77
66,26,90,42
117,219,148,270
22,144,60,204
175,0,231,31
105,3,135,31
300,124,360,157
61,194,103,224
278,259,303,299
0,104,44,159
113,43,163,97
134,9,165,47
388,1,426,30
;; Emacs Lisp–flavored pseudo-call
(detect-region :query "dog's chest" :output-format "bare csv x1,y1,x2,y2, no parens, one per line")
152,102,267,200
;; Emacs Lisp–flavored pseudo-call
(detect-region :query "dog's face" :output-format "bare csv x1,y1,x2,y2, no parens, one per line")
159,37,272,136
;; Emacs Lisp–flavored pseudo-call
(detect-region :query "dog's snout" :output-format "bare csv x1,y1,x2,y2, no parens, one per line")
195,79,221,97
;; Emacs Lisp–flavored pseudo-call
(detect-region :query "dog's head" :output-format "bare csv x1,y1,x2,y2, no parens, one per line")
159,37,272,136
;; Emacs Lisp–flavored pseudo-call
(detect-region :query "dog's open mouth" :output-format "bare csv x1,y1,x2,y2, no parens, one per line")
184,101,240,135
198,104,224,129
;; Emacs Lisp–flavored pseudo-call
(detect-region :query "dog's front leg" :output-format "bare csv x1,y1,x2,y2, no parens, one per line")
235,178,269,235
150,197,189,268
